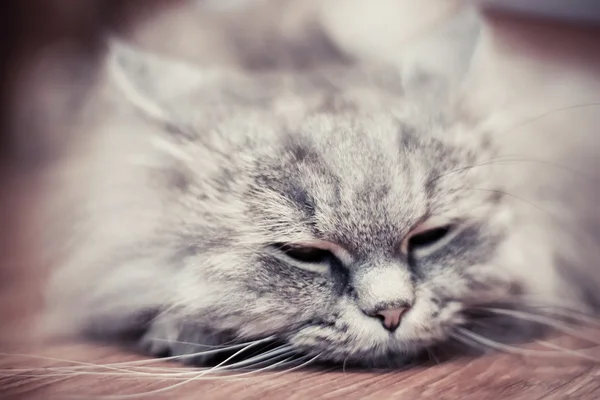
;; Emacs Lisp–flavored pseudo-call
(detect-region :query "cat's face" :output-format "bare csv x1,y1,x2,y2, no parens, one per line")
159,107,516,366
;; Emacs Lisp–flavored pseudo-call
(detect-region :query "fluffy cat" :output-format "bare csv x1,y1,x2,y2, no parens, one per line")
41,2,600,368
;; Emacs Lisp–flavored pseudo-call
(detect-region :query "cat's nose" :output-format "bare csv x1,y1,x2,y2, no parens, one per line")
373,307,409,332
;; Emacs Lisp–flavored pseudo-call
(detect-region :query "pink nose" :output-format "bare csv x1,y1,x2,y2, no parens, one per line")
375,307,409,332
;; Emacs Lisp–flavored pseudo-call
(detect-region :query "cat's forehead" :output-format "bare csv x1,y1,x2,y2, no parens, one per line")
285,112,460,185
248,112,472,253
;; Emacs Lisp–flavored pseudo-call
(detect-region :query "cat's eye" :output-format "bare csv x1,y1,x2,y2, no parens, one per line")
408,226,451,249
402,221,455,256
268,241,352,274
276,244,333,264
267,240,352,274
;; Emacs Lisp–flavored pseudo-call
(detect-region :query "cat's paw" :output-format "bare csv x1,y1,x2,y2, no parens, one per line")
139,315,228,365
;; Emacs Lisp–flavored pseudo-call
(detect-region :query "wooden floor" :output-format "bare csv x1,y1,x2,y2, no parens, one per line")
1,347,599,400
1,259,599,400
2,336,600,399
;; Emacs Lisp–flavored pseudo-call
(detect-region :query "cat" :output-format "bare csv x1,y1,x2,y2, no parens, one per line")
41,1,600,368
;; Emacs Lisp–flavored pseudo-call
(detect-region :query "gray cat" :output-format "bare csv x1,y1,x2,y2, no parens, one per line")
41,6,600,368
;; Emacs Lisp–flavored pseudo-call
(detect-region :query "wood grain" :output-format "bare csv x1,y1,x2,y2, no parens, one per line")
1,339,599,399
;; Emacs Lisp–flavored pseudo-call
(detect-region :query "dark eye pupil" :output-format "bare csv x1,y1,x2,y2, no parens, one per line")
408,226,451,250
277,244,332,263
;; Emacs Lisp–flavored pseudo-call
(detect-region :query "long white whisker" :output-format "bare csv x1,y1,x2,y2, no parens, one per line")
0,354,300,380
74,354,306,399
467,188,557,218
0,352,176,377
43,356,301,399
216,346,295,370
452,329,553,357
0,336,279,380
264,353,322,375
70,339,276,399
2,352,323,391
426,348,441,365
342,357,349,374
478,307,600,343
147,337,249,348
501,102,600,138
483,295,600,328
0,336,278,374
524,304,600,328
453,328,594,359
429,156,592,185
537,340,600,362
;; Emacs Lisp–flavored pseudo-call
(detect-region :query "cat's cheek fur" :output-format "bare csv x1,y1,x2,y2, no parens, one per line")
167,252,338,337
398,298,465,344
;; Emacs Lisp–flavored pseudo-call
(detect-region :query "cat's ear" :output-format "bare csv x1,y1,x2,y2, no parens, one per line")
321,0,480,97
460,3,600,123
106,38,226,123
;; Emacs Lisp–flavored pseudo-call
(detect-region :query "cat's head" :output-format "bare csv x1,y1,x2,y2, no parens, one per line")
206,115,516,367
59,41,527,367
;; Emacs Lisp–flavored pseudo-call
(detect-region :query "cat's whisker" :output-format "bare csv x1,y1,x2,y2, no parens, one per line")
214,346,296,370
51,345,289,399
500,102,600,138
466,187,556,218
426,348,441,365
536,340,600,362
428,155,593,186
463,186,600,255
451,328,592,359
147,334,276,350
2,352,321,385
228,351,321,374
0,352,299,380
221,353,298,371
190,351,297,375
484,157,590,180
450,329,523,355
0,362,204,379
71,353,315,399
427,156,533,185
489,296,600,329
0,336,279,377
531,306,600,328
0,368,229,379
342,357,349,373
476,307,600,344
245,352,323,377
120,335,278,368
0,352,178,376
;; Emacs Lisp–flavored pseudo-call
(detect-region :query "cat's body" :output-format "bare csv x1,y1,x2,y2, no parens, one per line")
42,1,600,368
